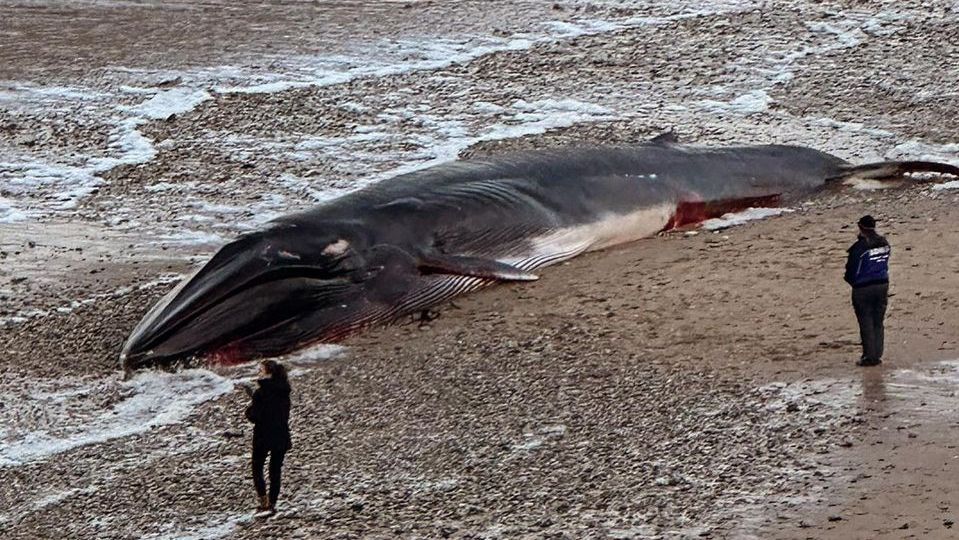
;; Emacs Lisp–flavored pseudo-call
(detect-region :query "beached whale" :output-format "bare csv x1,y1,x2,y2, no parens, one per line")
120,134,958,369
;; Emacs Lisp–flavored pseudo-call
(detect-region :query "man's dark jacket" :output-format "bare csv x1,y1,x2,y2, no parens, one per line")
844,232,890,288
246,378,292,451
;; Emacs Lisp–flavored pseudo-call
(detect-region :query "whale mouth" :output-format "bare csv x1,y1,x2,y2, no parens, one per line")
120,230,364,371
121,268,357,370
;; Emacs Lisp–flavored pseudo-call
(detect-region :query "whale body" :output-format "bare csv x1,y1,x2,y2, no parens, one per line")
120,134,958,369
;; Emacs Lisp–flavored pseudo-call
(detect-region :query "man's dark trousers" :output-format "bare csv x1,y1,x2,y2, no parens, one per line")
852,283,888,362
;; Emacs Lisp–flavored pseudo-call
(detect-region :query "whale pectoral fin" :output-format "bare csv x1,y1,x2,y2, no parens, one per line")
416,253,539,281
374,197,426,211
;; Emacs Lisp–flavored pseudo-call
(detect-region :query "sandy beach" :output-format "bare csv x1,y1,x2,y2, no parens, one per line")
1,1,958,538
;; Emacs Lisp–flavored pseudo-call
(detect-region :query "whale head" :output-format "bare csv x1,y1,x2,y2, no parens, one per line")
119,221,417,371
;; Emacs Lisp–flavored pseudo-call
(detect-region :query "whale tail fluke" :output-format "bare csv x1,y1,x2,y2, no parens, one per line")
830,160,959,182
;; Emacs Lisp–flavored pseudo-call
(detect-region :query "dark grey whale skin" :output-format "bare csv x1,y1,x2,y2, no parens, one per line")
120,137,955,369
291,142,843,237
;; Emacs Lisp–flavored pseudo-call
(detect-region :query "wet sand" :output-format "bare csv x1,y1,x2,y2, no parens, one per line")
2,0,959,538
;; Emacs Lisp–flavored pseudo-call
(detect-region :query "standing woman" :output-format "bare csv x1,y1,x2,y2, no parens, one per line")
245,360,292,513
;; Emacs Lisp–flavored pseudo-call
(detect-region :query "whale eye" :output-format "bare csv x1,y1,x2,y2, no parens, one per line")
322,238,350,257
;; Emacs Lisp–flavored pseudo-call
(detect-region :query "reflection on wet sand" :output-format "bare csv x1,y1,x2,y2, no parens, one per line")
859,367,887,414
858,360,959,419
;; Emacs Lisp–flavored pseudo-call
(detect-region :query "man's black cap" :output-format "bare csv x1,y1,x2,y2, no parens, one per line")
858,215,877,229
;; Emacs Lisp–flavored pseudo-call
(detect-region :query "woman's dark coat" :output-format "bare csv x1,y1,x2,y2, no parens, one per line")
245,377,292,451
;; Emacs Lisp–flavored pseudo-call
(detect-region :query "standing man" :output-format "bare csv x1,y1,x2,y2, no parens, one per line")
844,215,891,367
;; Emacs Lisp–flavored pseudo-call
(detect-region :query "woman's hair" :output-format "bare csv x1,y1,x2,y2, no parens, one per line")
260,359,290,387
